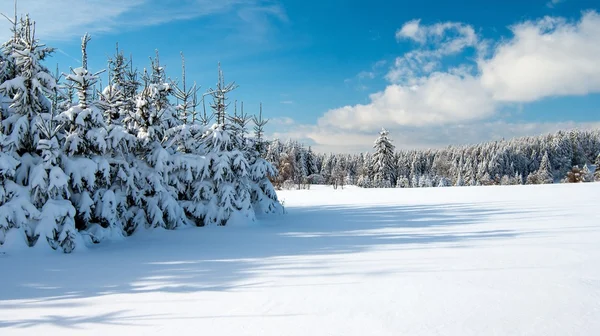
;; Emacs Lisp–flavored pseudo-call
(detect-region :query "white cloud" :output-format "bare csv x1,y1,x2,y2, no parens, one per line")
0,0,286,42
272,11,600,153
388,20,479,83
323,11,600,134
396,19,424,42
547,0,563,8
321,71,495,131
280,100,294,105
479,11,600,102
270,117,295,125
357,71,375,79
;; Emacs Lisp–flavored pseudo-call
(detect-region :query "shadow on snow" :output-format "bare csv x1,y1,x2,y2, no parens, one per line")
0,200,552,327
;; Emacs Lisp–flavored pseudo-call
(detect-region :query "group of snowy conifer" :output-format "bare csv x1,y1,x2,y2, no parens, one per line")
266,128,600,189
0,15,281,253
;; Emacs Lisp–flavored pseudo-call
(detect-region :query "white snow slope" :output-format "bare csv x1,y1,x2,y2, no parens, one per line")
1,183,600,335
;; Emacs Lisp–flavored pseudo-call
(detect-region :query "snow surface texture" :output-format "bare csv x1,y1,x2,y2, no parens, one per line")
1,183,600,335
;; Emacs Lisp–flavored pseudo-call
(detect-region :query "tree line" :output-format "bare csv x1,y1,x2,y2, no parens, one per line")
0,14,281,253
266,128,600,189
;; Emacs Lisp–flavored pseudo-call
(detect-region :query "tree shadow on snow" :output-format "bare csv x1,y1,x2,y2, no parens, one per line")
0,201,549,320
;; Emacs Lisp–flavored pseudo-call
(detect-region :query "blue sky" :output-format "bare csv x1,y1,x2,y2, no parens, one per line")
1,0,599,152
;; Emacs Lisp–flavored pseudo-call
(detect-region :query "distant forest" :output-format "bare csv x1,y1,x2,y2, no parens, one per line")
265,129,600,189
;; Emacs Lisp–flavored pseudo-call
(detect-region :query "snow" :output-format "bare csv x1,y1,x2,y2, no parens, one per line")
1,183,600,335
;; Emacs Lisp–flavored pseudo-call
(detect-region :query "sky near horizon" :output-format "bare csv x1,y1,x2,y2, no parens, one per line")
1,0,599,153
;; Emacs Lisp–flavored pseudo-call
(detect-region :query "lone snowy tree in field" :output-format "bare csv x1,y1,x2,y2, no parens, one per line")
372,128,396,188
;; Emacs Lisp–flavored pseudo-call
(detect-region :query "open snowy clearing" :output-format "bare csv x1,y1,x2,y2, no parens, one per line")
1,183,600,335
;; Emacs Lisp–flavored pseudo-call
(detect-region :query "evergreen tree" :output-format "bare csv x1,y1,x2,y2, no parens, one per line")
594,154,600,181
0,15,55,154
372,128,396,188
0,15,62,249
306,146,318,176
129,53,187,230
58,34,120,242
581,164,593,182
396,176,410,188
536,151,553,184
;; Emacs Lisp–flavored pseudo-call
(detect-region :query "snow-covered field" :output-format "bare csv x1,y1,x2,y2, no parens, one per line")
1,183,599,335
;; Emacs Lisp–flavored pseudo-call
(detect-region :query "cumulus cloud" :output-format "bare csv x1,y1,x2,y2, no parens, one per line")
323,11,600,134
320,72,495,131
479,11,600,102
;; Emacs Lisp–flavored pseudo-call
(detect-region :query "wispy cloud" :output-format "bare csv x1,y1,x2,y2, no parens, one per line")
0,0,286,42
280,100,294,105
546,0,564,8
270,117,295,126
344,60,387,91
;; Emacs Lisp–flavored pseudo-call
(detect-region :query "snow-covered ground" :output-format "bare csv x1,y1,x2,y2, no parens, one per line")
1,183,600,335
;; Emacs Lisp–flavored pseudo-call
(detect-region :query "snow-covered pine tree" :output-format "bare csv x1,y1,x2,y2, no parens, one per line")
160,54,212,227
306,147,318,176
396,175,410,188
581,164,593,182
249,149,282,214
594,154,600,181
0,15,61,249
247,104,281,213
536,151,553,184
437,176,451,187
59,34,120,241
0,14,55,155
99,43,129,126
252,103,268,156
0,135,39,249
35,136,78,253
129,52,187,230
198,64,254,225
455,172,464,186
372,128,395,188
98,43,143,237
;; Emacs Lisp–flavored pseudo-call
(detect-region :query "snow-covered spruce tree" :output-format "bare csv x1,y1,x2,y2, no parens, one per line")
536,151,553,184
0,135,40,248
97,43,144,236
0,15,54,154
396,175,409,188
248,104,281,213
372,128,396,188
35,135,78,253
128,52,187,230
455,172,464,186
58,34,122,241
581,164,593,182
594,154,600,181
0,15,61,249
198,65,254,224
164,53,213,227
99,43,129,126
